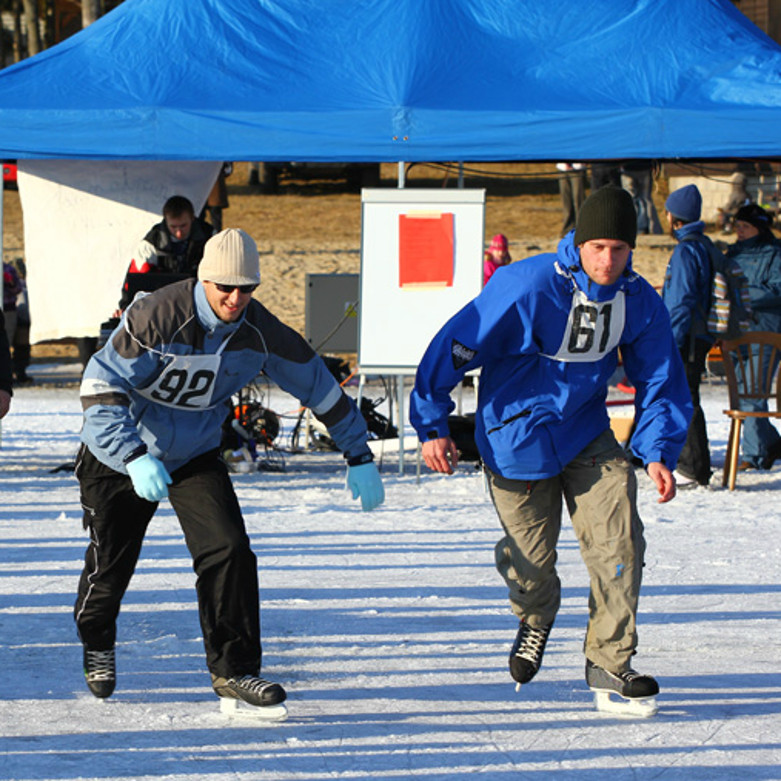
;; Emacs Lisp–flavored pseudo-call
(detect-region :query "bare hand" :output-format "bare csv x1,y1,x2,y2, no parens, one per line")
647,462,676,503
421,436,459,474
0,390,11,420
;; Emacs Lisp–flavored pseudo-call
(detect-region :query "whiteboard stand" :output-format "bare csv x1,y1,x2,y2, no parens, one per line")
358,187,485,477
396,374,406,473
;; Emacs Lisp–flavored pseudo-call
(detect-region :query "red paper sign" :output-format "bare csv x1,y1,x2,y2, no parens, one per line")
398,212,454,288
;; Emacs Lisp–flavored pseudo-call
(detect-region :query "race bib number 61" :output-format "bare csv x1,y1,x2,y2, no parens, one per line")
542,290,625,363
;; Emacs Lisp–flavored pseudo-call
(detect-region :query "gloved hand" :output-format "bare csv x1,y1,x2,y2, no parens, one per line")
347,462,384,511
126,453,172,502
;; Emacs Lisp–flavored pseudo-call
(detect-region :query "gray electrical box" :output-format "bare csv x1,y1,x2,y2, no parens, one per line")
305,273,359,353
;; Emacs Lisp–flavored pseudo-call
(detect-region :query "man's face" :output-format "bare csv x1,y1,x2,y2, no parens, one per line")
578,239,631,286
202,280,256,323
165,211,194,241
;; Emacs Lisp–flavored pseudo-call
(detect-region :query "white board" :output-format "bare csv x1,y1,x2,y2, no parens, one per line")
358,188,485,373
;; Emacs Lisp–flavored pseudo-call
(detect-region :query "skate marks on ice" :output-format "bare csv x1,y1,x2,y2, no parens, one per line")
0,386,780,778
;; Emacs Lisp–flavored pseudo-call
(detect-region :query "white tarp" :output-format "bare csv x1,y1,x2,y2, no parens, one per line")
18,160,220,342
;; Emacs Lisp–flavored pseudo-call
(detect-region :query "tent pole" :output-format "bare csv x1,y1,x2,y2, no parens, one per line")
458,161,464,188
397,161,405,189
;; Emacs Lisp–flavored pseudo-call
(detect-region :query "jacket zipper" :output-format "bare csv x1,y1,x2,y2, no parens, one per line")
486,409,531,434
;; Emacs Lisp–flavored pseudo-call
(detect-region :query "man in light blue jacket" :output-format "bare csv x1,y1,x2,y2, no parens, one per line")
410,187,691,716
75,228,383,718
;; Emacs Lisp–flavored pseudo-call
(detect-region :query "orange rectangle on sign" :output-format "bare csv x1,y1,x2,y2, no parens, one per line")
398,212,454,288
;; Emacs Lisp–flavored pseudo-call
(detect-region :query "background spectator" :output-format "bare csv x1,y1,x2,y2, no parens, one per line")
661,184,714,486
9,259,32,385
726,203,781,469
483,233,512,285
621,161,663,235
717,171,751,234
0,311,12,419
202,163,232,232
556,163,587,237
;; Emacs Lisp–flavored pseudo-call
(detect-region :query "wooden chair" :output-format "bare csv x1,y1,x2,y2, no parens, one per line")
720,331,781,490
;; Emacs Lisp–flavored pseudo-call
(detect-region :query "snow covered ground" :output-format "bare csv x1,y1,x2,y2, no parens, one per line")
1,370,779,780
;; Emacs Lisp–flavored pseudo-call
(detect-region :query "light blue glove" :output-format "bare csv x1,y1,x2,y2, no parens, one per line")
347,462,384,511
126,453,172,502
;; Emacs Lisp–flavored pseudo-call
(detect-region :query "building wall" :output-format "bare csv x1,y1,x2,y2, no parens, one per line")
731,0,781,43
668,172,781,224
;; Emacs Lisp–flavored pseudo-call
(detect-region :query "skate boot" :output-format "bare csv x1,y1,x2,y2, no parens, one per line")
83,647,116,699
509,620,553,689
211,674,288,721
586,659,659,717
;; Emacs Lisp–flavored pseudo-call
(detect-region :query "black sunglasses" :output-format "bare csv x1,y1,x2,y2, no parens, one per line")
214,283,258,294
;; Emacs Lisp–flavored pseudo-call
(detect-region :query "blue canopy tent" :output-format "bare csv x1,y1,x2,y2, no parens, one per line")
2,0,781,341
0,0,780,161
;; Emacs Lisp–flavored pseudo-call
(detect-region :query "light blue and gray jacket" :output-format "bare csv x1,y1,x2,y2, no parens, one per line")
81,279,371,474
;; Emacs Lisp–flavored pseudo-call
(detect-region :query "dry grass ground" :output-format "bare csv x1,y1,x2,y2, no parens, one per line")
2,161,678,361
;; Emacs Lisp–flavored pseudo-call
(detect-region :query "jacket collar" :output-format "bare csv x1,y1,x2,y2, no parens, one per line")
673,220,706,241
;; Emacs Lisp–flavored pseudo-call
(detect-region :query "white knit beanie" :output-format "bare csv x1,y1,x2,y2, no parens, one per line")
197,228,261,286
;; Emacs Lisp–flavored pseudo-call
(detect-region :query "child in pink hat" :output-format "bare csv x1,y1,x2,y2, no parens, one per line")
484,233,512,285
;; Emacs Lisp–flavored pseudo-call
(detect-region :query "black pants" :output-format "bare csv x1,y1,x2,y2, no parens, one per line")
74,446,261,678
677,339,712,485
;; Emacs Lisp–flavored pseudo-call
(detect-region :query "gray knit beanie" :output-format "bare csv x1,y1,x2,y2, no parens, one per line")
573,186,637,248
198,228,261,286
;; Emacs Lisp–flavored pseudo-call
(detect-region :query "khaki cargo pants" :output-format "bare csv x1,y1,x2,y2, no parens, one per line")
488,429,646,673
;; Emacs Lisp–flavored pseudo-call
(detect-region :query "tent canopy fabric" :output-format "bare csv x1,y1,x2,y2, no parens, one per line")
0,0,780,162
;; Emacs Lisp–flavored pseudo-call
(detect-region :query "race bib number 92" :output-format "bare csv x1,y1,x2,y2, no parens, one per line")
136,353,221,409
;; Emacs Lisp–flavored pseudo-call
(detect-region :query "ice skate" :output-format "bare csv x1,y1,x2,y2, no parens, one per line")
586,659,659,717
509,620,553,691
83,647,116,699
212,674,288,721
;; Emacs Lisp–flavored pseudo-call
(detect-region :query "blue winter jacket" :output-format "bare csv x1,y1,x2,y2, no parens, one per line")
81,279,371,474
726,235,781,334
661,221,714,350
409,234,692,480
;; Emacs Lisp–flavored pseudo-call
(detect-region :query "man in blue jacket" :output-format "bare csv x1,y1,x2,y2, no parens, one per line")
410,187,691,716
75,228,384,719
661,184,716,486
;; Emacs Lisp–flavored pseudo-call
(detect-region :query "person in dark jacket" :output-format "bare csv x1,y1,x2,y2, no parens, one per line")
661,184,715,487
726,203,781,469
410,187,692,716
2,261,23,346
116,195,214,312
0,311,12,419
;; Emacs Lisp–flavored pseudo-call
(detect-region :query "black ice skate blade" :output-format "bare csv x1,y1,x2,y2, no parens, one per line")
592,689,658,718
219,696,288,722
